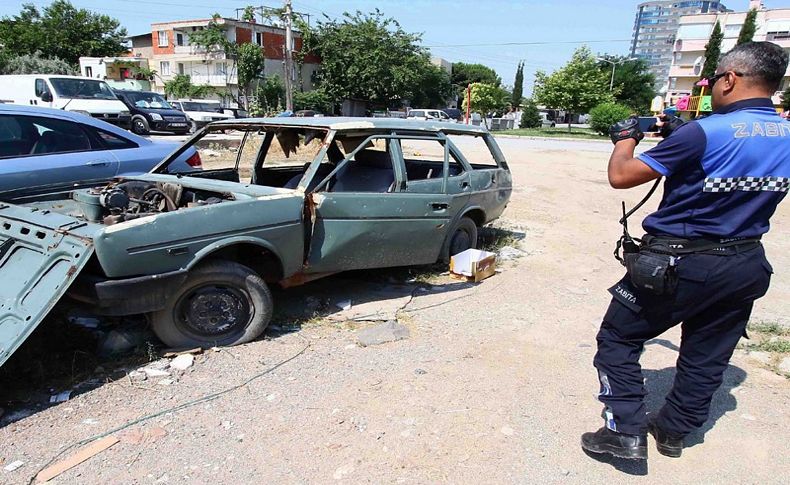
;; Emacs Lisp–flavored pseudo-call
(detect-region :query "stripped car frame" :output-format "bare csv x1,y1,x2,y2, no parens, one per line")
0,118,512,366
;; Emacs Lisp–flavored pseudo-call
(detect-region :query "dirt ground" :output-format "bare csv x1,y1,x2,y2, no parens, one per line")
1,136,788,484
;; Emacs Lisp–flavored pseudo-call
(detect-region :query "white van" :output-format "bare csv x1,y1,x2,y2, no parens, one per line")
169,100,234,133
406,109,455,123
0,75,131,128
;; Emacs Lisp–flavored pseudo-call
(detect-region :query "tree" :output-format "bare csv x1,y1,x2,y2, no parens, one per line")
410,61,454,108
737,9,758,45
303,10,448,109
451,62,501,104
696,21,723,96
520,98,542,129
236,42,266,108
461,82,510,128
0,1,127,65
512,61,524,108
589,102,633,135
164,74,215,99
0,51,75,75
782,86,790,112
597,56,655,113
250,76,285,116
534,46,613,131
294,89,333,113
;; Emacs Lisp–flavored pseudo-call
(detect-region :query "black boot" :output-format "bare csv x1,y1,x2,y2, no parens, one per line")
648,415,683,458
581,426,648,460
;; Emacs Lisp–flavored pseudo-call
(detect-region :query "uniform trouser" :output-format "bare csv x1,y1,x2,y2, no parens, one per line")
594,245,772,437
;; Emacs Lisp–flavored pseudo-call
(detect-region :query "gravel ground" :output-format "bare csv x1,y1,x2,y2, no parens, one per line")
0,136,788,484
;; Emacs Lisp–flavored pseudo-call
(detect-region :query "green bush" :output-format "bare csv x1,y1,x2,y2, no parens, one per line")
589,102,633,135
520,98,542,129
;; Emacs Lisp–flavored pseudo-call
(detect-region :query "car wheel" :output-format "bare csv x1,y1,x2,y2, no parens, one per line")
189,121,198,133
150,259,273,348
131,116,150,135
551,122,556,128
440,216,478,263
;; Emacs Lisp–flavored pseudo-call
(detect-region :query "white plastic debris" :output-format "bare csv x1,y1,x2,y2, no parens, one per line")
49,390,72,404
3,460,24,472
142,368,171,378
169,354,194,371
336,300,352,311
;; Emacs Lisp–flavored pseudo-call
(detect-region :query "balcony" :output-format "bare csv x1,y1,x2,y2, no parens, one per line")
190,73,238,87
669,64,700,78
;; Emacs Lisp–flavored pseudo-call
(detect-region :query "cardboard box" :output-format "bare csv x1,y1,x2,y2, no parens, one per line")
450,249,497,282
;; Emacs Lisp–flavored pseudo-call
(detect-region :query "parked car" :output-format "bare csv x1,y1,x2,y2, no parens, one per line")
0,104,201,200
442,108,463,122
407,109,456,122
222,107,249,119
540,112,556,128
0,117,512,366
169,99,234,132
0,75,131,128
114,90,191,135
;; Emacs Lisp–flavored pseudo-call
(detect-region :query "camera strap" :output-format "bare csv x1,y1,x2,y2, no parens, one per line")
613,177,662,265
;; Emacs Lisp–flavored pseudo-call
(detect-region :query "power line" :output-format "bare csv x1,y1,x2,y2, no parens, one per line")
422,39,632,48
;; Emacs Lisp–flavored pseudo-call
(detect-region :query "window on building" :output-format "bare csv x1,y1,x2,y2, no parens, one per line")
255,32,264,46
215,62,227,76
176,32,185,46
724,24,743,38
85,66,93,78
160,61,171,76
157,30,169,47
177,63,185,75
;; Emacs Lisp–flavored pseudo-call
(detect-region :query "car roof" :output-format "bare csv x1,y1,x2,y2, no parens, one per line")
0,103,150,144
212,116,489,134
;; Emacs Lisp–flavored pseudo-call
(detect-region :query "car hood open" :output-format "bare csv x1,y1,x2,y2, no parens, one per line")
0,203,100,367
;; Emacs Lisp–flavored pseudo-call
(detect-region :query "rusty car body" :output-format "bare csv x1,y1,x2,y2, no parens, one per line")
0,117,511,366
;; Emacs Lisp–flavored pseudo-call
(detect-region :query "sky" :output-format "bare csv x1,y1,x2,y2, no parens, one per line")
2,0,789,94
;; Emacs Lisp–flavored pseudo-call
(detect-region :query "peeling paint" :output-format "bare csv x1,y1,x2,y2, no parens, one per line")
103,215,156,233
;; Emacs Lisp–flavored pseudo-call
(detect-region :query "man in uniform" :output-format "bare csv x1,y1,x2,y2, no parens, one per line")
581,41,790,459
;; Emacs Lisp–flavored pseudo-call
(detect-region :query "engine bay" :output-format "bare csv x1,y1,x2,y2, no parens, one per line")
73,180,235,225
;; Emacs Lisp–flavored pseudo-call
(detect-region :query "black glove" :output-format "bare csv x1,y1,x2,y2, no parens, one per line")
658,115,685,139
609,116,644,145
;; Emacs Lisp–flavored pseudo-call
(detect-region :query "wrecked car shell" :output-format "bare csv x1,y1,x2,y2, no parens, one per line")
0,117,512,366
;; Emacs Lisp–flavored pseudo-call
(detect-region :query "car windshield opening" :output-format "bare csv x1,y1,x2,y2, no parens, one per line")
125,92,173,109
49,78,118,100
181,102,223,113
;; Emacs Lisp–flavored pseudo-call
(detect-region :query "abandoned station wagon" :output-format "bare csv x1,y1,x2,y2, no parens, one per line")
0,118,512,366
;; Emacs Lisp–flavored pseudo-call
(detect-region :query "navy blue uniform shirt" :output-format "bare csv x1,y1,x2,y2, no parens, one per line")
637,98,790,238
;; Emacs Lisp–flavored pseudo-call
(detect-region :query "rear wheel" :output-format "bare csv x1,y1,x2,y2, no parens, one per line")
150,260,273,348
131,116,150,135
440,216,478,263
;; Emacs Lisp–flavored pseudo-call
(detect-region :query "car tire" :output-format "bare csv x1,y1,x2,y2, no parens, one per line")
440,216,478,263
550,122,556,128
131,116,150,135
150,259,273,349
189,121,198,134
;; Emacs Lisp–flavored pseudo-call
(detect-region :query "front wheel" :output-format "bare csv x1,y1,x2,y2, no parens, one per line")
150,260,273,348
131,116,150,135
440,216,479,263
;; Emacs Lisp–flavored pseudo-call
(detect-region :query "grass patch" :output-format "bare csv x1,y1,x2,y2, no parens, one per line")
503,127,604,140
478,225,527,253
747,339,790,354
748,321,790,336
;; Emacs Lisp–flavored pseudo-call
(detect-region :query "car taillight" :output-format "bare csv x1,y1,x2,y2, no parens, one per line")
186,152,202,168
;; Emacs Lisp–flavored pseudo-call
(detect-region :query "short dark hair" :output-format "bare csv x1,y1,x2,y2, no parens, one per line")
718,41,789,92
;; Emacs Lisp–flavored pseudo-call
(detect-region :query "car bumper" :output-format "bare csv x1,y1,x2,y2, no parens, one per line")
152,121,190,133
69,269,188,316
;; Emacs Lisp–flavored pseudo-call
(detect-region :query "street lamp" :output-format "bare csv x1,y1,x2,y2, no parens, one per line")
597,57,638,91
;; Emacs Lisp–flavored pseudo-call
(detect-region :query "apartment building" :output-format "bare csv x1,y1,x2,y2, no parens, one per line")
666,1,790,106
631,1,730,90
127,17,320,102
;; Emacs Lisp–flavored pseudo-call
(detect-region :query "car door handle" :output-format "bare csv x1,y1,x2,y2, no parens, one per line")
85,160,112,167
430,202,449,211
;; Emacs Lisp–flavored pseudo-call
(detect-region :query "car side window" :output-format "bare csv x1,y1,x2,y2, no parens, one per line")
0,115,27,159
34,79,48,97
92,128,138,150
399,138,464,182
27,116,93,156
446,134,499,168
325,137,396,193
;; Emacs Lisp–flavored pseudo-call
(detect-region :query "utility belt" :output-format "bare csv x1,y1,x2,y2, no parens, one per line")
611,178,762,296
615,234,762,296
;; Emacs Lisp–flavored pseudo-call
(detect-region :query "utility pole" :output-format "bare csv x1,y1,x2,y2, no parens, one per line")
284,0,294,111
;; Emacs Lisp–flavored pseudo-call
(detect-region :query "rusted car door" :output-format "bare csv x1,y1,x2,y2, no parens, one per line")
305,136,453,274
0,204,96,367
